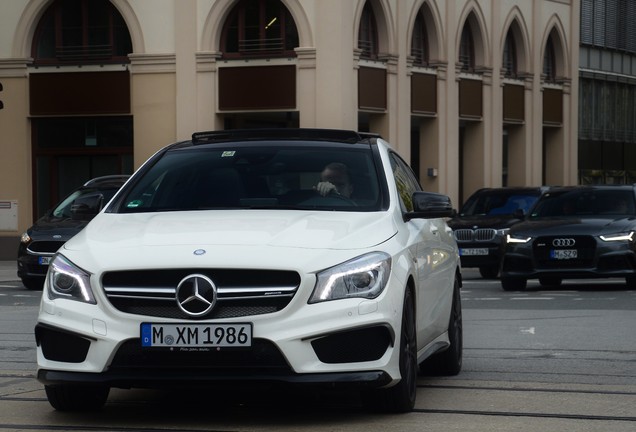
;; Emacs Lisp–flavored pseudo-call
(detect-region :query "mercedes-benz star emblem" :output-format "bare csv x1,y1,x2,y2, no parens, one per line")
176,274,217,317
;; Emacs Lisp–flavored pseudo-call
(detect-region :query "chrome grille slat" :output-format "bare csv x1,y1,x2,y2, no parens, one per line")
101,269,301,319
454,228,497,242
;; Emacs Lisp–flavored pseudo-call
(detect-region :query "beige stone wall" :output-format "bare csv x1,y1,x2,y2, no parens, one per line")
0,0,579,257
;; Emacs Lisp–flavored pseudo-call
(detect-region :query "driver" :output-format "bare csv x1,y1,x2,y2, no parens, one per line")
314,162,353,198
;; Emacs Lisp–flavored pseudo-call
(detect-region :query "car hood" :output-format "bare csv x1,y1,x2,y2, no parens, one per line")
510,217,636,236
27,215,89,241
448,215,522,230
61,210,398,271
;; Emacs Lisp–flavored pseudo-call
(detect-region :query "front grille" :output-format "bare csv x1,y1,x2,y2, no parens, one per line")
533,235,596,269
454,228,497,242
102,269,300,320
27,241,65,254
109,338,291,372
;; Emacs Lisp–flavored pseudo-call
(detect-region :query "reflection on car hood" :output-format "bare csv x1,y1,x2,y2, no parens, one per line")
510,217,636,236
28,215,89,242
64,210,397,251
447,215,522,230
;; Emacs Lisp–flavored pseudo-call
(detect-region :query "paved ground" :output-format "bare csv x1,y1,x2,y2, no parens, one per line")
0,260,18,283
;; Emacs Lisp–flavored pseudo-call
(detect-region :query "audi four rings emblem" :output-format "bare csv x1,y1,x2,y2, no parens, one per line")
176,274,217,317
552,238,576,247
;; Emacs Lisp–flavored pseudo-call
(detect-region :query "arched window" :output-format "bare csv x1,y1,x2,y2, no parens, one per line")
411,10,429,66
459,24,475,72
32,0,132,65
543,36,557,82
502,30,517,78
221,0,299,59
358,2,379,60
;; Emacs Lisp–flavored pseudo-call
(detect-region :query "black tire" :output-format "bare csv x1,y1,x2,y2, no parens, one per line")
21,277,44,291
501,277,527,291
420,277,463,376
539,277,562,287
45,385,109,411
479,266,499,279
362,288,417,413
626,276,636,289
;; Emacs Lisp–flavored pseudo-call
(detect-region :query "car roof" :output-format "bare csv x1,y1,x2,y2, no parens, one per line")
83,175,130,188
543,185,636,193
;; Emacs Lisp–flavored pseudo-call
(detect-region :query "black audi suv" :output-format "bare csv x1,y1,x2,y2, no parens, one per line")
500,185,636,290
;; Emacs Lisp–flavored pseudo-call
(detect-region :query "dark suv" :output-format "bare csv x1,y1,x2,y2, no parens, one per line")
501,185,636,290
448,187,547,278
17,175,129,290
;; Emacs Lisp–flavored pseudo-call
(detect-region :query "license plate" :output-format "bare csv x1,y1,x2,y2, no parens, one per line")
460,248,488,256
38,256,51,265
141,323,252,348
550,249,578,260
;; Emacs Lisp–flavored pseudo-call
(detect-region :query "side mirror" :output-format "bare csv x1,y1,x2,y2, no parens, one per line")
71,194,104,220
405,191,454,220
512,208,525,219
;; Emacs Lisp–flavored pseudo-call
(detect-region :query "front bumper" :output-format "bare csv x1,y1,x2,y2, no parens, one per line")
501,239,636,280
36,285,403,389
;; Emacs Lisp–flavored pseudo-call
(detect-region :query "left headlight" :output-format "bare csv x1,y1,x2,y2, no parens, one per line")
46,254,96,304
600,231,635,242
309,252,391,304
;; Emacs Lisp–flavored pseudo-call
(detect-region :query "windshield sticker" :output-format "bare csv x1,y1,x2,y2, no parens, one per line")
221,151,236,157
126,200,143,208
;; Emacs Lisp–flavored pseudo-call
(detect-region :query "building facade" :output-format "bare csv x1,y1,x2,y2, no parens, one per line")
579,0,636,185
0,0,578,259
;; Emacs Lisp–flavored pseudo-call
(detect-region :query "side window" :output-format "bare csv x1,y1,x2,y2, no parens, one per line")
389,153,421,212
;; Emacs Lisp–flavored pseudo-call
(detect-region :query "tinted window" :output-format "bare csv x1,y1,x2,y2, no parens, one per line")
117,145,384,212
52,187,120,218
460,190,540,216
530,189,636,218
389,153,421,212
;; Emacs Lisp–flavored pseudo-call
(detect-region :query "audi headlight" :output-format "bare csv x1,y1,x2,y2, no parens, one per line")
20,232,32,244
600,231,635,242
496,228,510,237
506,234,532,244
309,252,391,304
46,254,96,304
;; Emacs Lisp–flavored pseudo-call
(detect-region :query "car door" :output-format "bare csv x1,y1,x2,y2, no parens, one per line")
389,153,450,346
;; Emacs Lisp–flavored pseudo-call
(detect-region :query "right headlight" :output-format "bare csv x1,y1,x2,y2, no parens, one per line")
506,233,532,244
309,252,391,304
46,254,96,304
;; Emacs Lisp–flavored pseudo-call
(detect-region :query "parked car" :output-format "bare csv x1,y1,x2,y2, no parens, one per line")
447,187,547,278
17,175,130,290
35,129,462,413
501,185,636,291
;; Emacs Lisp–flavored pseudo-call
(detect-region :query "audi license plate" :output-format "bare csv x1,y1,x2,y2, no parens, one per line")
550,249,577,260
38,256,51,265
460,248,488,256
141,323,252,348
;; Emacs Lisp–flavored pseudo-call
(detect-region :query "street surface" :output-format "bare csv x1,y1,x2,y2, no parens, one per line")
0,269,635,431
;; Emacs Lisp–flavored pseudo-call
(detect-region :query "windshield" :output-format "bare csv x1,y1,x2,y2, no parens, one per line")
52,187,120,219
117,145,385,213
460,190,540,216
529,189,636,218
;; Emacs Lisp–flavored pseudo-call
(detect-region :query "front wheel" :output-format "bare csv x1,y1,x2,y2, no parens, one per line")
362,288,417,413
539,277,562,287
479,266,499,279
45,385,109,411
501,277,527,291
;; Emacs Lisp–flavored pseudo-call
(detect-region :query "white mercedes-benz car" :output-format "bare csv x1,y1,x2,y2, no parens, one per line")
36,129,462,413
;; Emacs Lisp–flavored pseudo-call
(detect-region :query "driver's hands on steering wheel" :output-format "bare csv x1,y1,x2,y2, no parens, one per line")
314,181,338,196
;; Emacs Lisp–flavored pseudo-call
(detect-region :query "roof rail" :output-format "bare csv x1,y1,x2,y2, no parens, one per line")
191,128,381,145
